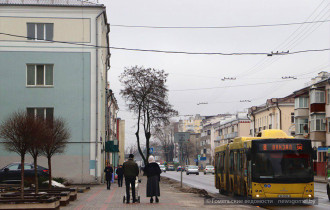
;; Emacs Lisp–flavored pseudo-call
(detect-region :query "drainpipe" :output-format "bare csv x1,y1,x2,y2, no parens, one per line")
275,101,282,130
95,10,104,182
250,112,256,137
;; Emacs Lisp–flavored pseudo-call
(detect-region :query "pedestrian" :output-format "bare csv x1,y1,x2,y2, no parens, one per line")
104,163,113,190
143,155,161,203
116,165,124,187
123,154,139,203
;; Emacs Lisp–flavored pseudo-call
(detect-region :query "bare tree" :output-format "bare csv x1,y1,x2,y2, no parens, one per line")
27,117,47,194
125,143,139,157
153,124,174,162
0,111,42,198
42,118,70,189
120,66,177,166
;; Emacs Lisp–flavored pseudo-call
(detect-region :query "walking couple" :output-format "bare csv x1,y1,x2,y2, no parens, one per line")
123,154,162,204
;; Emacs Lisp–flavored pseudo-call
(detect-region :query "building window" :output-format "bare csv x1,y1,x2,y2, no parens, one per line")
310,114,326,131
27,23,53,41
269,124,272,129
27,64,53,86
295,118,308,134
310,90,325,104
328,118,330,133
27,107,54,121
291,112,295,123
295,97,308,108
328,89,330,104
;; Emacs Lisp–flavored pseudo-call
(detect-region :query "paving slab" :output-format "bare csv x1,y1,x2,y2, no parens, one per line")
62,176,255,210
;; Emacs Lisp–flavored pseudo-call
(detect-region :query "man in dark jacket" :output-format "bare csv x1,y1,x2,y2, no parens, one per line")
116,165,124,187
104,163,113,190
123,154,139,203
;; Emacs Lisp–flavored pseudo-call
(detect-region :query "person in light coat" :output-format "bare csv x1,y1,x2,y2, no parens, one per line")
143,155,162,203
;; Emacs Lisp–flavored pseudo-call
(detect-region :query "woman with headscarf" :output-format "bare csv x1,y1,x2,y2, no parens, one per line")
143,155,162,203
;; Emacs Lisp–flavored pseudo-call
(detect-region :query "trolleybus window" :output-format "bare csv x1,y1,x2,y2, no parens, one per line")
252,140,313,183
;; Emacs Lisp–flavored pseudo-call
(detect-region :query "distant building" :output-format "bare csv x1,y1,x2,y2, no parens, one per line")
215,111,250,147
248,95,295,137
199,114,232,165
118,119,125,166
180,114,205,133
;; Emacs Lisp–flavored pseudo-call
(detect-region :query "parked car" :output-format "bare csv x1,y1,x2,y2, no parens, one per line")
204,165,215,175
184,165,192,172
327,177,330,201
159,165,166,173
167,165,175,171
176,166,182,172
0,162,49,183
186,165,199,175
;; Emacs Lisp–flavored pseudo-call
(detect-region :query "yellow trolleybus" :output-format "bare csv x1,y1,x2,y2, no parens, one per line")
214,129,316,199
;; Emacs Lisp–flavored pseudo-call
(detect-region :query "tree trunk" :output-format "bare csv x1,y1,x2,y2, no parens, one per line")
20,155,25,199
136,104,146,166
48,156,52,189
33,156,38,194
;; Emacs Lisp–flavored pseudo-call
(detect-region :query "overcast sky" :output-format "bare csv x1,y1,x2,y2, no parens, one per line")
99,0,330,148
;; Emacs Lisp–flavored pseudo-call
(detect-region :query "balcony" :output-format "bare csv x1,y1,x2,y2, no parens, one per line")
224,132,238,139
215,136,222,142
294,108,309,117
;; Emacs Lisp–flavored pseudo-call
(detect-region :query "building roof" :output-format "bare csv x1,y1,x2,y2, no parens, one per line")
0,0,104,7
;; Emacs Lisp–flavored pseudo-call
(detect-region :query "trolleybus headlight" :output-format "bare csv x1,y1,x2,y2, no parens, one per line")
308,194,312,198
256,194,260,198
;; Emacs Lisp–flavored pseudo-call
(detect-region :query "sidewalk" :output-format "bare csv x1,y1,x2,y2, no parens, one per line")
314,176,328,183
63,176,254,210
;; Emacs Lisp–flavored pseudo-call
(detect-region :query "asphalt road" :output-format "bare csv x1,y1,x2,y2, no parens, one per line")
161,171,330,209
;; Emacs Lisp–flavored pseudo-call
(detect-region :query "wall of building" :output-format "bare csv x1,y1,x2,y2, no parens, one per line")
118,119,125,165
0,5,109,183
0,51,93,183
0,16,91,42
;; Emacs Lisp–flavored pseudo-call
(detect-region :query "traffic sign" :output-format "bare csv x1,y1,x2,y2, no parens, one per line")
174,132,190,143
149,147,154,154
194,159,198,162
200,157,207,161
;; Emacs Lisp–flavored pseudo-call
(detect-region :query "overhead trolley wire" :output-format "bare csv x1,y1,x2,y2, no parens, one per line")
111,19,330,29
0,32,329,56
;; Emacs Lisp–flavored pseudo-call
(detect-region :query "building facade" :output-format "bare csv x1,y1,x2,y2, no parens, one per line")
117,118,125,166
0,1,110,183
248,95,295,137
293,72,330,176
215,111,250,147
180,114,204,133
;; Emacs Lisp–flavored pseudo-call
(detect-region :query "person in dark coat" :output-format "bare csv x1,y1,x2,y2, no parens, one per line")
123,154,139,203
143,155,162,203
116,165,124,187
104,163,113,190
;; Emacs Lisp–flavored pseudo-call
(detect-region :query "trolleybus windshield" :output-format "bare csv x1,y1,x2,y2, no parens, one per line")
252,140,313,183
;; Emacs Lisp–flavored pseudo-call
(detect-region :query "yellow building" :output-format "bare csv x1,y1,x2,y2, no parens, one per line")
248,95,295,137
181,114,204,133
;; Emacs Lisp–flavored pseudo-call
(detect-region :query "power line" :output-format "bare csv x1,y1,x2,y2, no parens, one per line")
170,78,308,92
111,19,330,29
0,32,329,56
